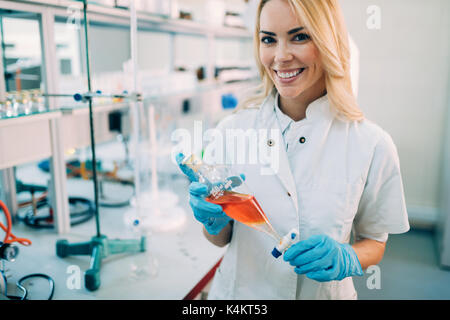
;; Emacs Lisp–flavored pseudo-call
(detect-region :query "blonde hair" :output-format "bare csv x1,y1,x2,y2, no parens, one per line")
238,0,364,121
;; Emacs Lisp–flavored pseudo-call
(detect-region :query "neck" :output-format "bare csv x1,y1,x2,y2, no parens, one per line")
278,77,327,121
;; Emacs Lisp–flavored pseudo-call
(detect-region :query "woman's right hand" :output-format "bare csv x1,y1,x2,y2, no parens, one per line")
189,182,231,235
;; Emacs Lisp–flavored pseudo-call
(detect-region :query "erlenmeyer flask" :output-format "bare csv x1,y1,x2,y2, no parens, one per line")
180,154,298,258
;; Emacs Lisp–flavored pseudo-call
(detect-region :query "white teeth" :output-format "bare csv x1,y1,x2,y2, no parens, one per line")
277,69,303,79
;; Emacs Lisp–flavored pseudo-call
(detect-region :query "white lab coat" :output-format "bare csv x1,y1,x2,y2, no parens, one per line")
206,90,410,300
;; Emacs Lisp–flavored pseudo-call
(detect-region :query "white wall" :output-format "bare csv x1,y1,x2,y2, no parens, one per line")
138,31,172,71
174,34,208,70
339,0,450,227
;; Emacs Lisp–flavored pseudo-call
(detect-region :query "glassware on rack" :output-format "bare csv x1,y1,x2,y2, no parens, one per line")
9,92,20,116
3,100,13,117
19,91,32,115
180,153,299,258
31,90,46,113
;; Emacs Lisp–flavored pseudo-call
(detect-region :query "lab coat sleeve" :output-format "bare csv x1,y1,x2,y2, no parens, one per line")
353,132,410,242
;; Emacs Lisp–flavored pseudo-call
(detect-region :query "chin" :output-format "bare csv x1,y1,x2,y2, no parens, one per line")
275,86,305,99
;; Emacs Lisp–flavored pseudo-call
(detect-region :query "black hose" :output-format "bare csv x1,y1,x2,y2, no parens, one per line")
19,197,95,229
7,273,55,300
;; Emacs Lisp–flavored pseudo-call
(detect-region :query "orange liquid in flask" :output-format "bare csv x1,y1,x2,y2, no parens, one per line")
206,191,280,240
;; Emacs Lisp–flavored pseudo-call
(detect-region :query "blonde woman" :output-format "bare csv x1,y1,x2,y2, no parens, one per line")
177,0,409,299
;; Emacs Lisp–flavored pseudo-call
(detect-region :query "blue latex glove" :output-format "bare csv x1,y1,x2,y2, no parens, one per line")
189,182,231,235
176,153,199,182
283,234,363,282
176,152,246,235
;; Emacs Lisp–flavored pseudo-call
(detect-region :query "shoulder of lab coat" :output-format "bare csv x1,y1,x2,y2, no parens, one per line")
352,118,410,239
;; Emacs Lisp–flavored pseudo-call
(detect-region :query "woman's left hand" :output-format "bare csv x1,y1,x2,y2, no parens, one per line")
283,234,363,282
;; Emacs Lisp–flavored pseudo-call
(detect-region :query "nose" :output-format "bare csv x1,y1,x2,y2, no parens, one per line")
274,42,293,63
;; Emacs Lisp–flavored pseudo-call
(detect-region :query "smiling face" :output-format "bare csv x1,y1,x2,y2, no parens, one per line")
259,0,325,102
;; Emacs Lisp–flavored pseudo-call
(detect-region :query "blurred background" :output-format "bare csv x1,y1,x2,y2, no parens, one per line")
0,0,448,300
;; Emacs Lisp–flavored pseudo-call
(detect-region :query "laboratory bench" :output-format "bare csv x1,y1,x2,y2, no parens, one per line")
4,162,226,300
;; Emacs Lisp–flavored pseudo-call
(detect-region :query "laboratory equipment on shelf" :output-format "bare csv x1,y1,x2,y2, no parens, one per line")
179,153,298,258
0,90,46,118
55,0,145,292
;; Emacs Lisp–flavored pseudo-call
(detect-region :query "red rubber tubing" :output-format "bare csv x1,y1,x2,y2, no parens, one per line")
0,199,32,246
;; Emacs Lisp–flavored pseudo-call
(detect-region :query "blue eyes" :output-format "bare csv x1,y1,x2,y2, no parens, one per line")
261,37,275,44
260,33,310,45
293,33,310,41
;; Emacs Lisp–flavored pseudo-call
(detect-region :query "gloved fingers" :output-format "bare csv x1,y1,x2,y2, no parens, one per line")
283,235,324,262
193,209,229,223
224,174,245,189
226,176,241,189
176,153,199,182
287,241,331,267
175,152,185,165
191,205,228,227
189,182,210,197
305,268,337,282
283,244,310,262
189,196,223,215
293,259,325,275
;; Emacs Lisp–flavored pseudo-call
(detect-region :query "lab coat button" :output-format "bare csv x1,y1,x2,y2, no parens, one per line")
299,137,306,144
267,139,275,147
287,192,291,197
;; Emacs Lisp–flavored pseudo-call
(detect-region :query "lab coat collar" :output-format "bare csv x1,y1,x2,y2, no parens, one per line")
304,93,333,121
271,90,333,126
274,93,293,135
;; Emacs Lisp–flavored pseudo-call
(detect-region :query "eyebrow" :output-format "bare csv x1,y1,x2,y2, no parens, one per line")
259,27,304,36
